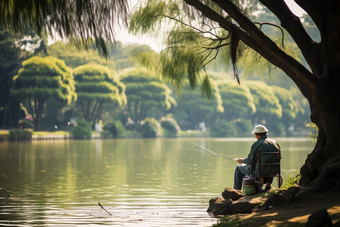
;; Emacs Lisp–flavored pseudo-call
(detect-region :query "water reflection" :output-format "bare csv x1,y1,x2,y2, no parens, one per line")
0,138,314,226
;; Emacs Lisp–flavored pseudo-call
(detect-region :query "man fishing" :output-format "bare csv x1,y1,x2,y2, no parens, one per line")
234,124,280,192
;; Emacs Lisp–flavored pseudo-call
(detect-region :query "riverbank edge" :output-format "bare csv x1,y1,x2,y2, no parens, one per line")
0,129,311,141
211,189,340,227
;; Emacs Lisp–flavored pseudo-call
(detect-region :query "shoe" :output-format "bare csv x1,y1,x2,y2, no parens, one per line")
263,186,271,192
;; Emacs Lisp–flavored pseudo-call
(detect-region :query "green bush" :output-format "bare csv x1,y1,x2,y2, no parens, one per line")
210,120,237,137
267,121,285,136
235,119,253,135
306,122,318,143
18,119,34,129
8,130,33,141
103,121,126,138
125,130,142,138
160,117,181,137
70,120,92,139
281,170,301,190
141,118,161,138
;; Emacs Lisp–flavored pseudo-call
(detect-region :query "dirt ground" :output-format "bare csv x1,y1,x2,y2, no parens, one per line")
217,190,340,226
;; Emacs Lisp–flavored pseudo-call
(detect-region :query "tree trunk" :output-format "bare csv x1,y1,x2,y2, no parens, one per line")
28,97,38,131
299,80,340,191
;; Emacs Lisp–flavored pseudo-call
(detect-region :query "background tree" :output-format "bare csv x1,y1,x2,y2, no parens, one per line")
119,68,176,130
0,0,129,57
244,81,282,125
11,56,77,130
271,85,299,134
171,81,224,129
130,0,340,191
47,41,117,69
216,80,256,121
73,64,126,127
0,27,25,128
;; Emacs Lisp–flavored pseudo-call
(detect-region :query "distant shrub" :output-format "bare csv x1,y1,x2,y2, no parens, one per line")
160,117,181,137
8,129,32,141
103,121,126,138
267,122,285,136
18,119,34,129
210,120,237,137
125,130,142,138
141,118,161,138
235,119,253,135
70,120,92,139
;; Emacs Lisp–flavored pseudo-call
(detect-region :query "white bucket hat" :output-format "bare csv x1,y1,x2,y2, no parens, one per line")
252,124,269,134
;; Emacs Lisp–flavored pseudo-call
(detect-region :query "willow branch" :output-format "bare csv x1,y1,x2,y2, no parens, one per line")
185,0,317,92
259,0,317,60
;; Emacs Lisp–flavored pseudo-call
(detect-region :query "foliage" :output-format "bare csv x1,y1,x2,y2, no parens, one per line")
244,81,282,123
32,131,68,136
160,116,181,137
70,120,92,139
216,80,256,121
266,121,285,136
210,120,237,137
0,0,129,58
305,122,318,143
73,64,126,127
103,121,126,138
235,119,253,135
271,86,299,131
0,27,25,128
18,119,34,129
119,68,176,129
125,129,143,138
11,56,77,130
141,118,161,138
171,81,223,129
47,41,116,69
281,170,301,190
8,129,32,141
129,0,299,97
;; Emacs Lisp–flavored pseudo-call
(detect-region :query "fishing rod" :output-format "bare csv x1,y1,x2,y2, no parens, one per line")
98,202,112,216
185,140,237,161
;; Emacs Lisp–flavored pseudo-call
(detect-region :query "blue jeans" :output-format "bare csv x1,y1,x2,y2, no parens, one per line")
233,164,250,190
233,164,273,190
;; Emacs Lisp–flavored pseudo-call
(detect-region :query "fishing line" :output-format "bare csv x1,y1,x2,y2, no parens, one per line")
98,202,112,216
185,140,237,160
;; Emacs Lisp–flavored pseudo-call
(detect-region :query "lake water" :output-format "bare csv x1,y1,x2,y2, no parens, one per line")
0,137,314,226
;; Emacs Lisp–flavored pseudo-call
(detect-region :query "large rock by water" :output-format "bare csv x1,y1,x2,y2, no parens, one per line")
222,188,244,201
207,188,266,216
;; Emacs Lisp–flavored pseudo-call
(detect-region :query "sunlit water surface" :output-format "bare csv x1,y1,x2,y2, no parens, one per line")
0,137,314,226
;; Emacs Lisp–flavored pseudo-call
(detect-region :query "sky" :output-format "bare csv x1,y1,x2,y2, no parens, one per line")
114,0,307,52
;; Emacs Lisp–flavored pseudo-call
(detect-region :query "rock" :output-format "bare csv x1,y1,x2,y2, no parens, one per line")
222,188,244,201
230,197,263,214
207,195,264,216
212,199,232,216
207,197,226,212
305,208,333,227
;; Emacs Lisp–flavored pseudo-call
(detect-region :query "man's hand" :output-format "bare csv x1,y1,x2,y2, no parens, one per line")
236,158,243,164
